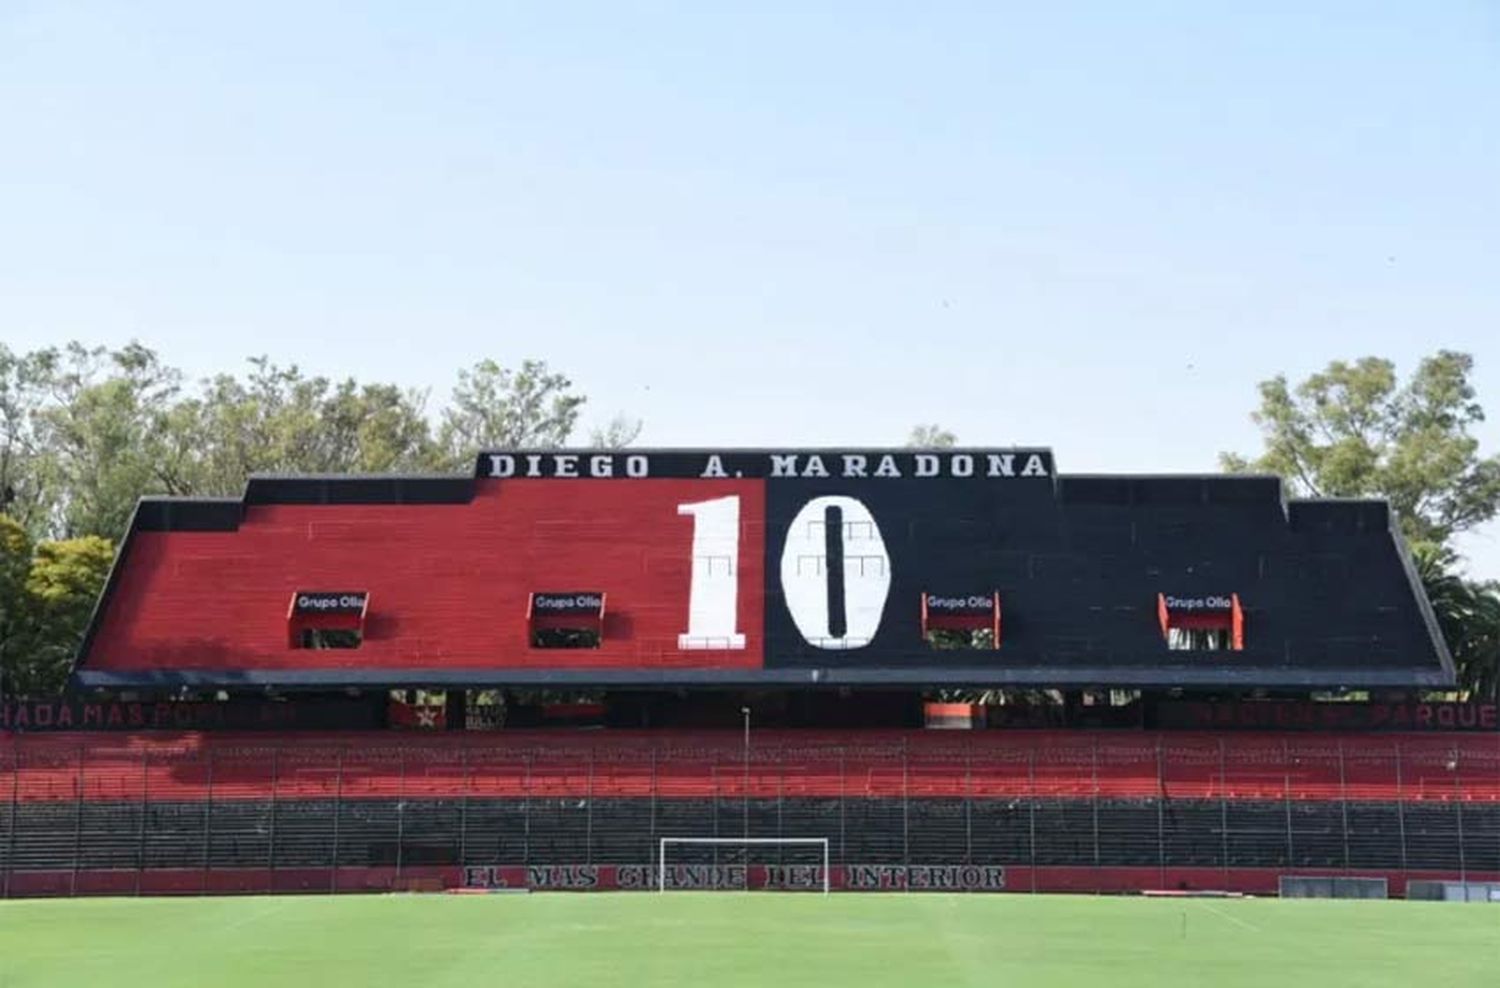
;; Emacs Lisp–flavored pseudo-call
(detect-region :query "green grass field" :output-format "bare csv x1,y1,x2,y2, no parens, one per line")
0,893,1495,987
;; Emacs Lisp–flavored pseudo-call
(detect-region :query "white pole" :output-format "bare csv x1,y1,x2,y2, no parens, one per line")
741,706,751,841
659,838,666,893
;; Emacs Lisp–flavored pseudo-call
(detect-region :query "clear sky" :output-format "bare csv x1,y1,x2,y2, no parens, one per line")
2,2,1497,575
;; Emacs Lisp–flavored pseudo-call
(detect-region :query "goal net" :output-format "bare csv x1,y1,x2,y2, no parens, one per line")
657,837,830,893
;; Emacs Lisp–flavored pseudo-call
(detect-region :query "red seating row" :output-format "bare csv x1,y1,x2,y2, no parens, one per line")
1,730,1495,803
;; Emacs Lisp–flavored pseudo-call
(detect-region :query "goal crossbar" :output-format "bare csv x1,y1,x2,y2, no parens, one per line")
657,837,830,893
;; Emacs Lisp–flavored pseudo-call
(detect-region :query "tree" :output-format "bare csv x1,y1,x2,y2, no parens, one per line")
4,343,619,532
162,358,439,494
16,535,114,694
589,413,643,449
1413,548,1500,701
907,424,957,448
315,379,438,473
1221,351,1500,553
0,515,114,697
438,359,585,468
0,515,32,691
0,344,60,535
32,343,182,540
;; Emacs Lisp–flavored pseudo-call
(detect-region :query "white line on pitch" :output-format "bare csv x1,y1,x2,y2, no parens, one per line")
1198,901,1262,932
216,898,292,934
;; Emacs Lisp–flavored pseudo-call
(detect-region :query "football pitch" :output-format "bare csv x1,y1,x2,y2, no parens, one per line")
0,893,1495,987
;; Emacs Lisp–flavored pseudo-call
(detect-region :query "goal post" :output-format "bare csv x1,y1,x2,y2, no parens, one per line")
657,837,830,894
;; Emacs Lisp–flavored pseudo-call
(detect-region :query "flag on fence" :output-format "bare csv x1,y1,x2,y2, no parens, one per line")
388,697,446,730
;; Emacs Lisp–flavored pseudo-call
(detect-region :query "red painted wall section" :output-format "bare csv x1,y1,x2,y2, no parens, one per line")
5,731,1497,803
85,479,765,672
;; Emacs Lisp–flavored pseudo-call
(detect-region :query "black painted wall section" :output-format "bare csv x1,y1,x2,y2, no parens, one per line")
764,476,1448,679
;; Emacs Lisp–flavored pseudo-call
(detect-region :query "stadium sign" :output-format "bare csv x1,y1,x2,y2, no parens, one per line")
292,592,368,615
1161,595,1233,612
476,449,1054,480
460,863,1007,892
925,594,997,616
843,865,1006,891
530,592,605,615
0,697,383,732
1154,700,1498,732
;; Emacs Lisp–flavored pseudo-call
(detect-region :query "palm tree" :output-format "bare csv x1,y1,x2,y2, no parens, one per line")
1414,547,1500,701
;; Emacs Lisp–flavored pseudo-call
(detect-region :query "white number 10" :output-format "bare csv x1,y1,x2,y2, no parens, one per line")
676,494,892,650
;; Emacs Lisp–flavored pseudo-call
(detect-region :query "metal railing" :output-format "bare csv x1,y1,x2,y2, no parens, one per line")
1,734,1496,895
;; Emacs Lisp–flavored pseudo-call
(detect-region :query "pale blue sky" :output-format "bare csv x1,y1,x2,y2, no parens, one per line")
2,2,1497,575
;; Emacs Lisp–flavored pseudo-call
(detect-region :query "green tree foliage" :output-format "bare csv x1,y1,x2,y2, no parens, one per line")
438,359,585,468
1414,548,1500,701
1221,351,1500,552
161,358,439,495
18,535,114,694
589,413,644,449
0,345,58,532
29,343,182,540
0,515,32,686
0,515,113,697
0,344,611,539
907,424,957,448
1225,351,1500,699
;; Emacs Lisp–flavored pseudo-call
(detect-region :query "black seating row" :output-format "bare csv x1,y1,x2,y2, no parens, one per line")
2,798,1495,873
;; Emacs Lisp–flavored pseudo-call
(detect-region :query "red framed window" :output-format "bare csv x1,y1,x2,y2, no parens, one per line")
1157,593,1244,651
288,591,369,649
921,592,1001,650
528,591,606,649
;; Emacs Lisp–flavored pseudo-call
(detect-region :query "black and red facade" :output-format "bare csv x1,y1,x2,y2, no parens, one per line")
69,448,1453,691
2,449,1487,900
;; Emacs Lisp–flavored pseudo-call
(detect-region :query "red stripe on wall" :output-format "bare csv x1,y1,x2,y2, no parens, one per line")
3,729,1496,803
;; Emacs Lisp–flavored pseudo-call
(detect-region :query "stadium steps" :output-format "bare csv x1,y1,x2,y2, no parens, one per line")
5,731,1498,805
2,730,1496,889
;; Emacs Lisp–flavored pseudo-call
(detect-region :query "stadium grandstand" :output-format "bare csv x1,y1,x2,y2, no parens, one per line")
2,447,1496,898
